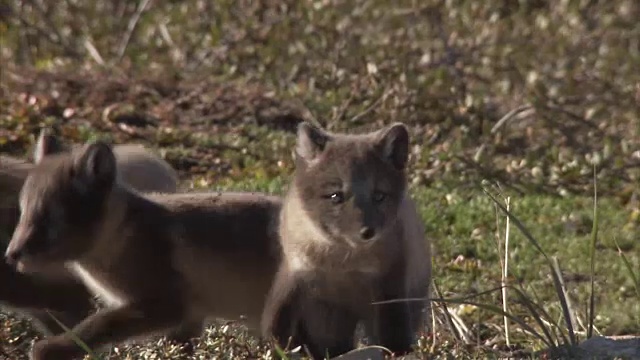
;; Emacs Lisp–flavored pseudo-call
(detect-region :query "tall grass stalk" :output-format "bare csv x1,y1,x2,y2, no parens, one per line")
45,310,97,358
483,187,578,346
550,257,577,340
587,165,598,339
614,238,640,298
432,281,464,343
502,196,511,347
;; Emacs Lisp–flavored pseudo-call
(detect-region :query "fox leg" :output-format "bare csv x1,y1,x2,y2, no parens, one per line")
165,320,204,354
0,261,95,335
295,299,359,360
30,298,186,360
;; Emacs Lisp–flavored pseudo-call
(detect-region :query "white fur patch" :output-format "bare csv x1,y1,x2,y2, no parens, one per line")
288,252,314,272
69,262,125,308
281,189,333,273
282,190,332,246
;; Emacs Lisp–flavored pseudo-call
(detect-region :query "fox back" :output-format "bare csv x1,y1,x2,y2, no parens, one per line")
29,128,179,194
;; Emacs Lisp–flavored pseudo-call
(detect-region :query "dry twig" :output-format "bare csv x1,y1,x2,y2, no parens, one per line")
117,0,153,62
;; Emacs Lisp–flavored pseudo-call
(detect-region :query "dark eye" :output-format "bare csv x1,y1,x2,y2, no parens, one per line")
372,190,387,203
327,191,345,204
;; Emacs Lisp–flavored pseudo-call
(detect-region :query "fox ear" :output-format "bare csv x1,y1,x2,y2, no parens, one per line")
33,128,65,164
72,141,117,193
295,122,330,163
376,122,409,170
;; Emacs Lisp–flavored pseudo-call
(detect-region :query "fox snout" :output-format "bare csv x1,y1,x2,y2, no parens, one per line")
352,207,380,243
4,246,22,266
5,225,41,271
5,239,29,270
359,226,376,241
5,228,29,266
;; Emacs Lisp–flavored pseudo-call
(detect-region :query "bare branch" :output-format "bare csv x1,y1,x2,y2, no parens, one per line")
117,0,153,62
158,21,184,64
491,105,534,134
350,89,390,124
83,38,105,66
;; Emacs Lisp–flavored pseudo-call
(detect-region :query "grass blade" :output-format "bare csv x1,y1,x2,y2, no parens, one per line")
614,237,640,298
502,196,511,347
482,189,548,261
551,257,577,345
432,296,549,346
511,287,558,347
483,187,578,346
432,281,463,342
522,284,569,345
587,164,598,339
45,310,97,358
272,343,290,360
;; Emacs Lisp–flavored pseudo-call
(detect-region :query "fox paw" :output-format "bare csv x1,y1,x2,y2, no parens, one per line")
30,338,82,360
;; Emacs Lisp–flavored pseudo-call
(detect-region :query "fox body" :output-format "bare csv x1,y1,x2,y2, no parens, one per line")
5,141,282,360
261,122,432,359
0,130,179,335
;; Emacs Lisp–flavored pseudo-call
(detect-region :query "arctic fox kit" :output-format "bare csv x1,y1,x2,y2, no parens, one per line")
261,122,432,359
5,140,282,360
0,129,179,336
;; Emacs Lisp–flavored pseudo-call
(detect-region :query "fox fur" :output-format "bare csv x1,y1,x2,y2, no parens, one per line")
261,122,432,359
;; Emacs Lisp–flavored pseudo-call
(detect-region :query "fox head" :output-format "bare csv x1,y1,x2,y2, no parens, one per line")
5,140,117,272
292,121,409,248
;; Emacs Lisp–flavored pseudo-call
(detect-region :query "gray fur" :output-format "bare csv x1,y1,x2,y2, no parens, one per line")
5,142,283,360
261,122,432,359
0,129,179,337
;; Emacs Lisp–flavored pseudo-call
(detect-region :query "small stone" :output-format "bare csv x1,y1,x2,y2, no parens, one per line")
578,335,640,359
331,347,386,360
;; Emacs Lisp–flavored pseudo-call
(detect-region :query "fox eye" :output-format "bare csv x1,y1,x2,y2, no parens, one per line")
372,190,387,203
327,191,345,204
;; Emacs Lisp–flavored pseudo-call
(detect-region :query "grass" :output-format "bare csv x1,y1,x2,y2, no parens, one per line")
3,176,637,359
0,0,639,358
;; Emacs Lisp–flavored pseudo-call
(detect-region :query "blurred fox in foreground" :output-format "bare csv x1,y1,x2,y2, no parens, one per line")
5,139,283,360
0,129,178,336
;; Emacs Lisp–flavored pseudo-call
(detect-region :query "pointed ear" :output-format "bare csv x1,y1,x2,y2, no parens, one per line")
295,122,330,163
72,141,117,192
376,123,410,170
33,128,65,164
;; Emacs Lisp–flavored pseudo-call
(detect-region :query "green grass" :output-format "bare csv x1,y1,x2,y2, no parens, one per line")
1,172,639,359
423,184,639,333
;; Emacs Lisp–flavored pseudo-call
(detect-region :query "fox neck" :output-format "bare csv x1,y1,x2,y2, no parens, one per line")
70,184,130,268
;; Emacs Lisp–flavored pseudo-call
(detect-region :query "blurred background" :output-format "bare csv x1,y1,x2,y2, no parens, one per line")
1,0,638,194
0,1,639,359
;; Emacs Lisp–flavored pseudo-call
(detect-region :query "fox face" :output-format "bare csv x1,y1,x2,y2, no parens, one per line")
292,122,409,248
5,142,117,272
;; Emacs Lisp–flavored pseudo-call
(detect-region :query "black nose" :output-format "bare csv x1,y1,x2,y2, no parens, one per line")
360,227,375,240
5,249,22,266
